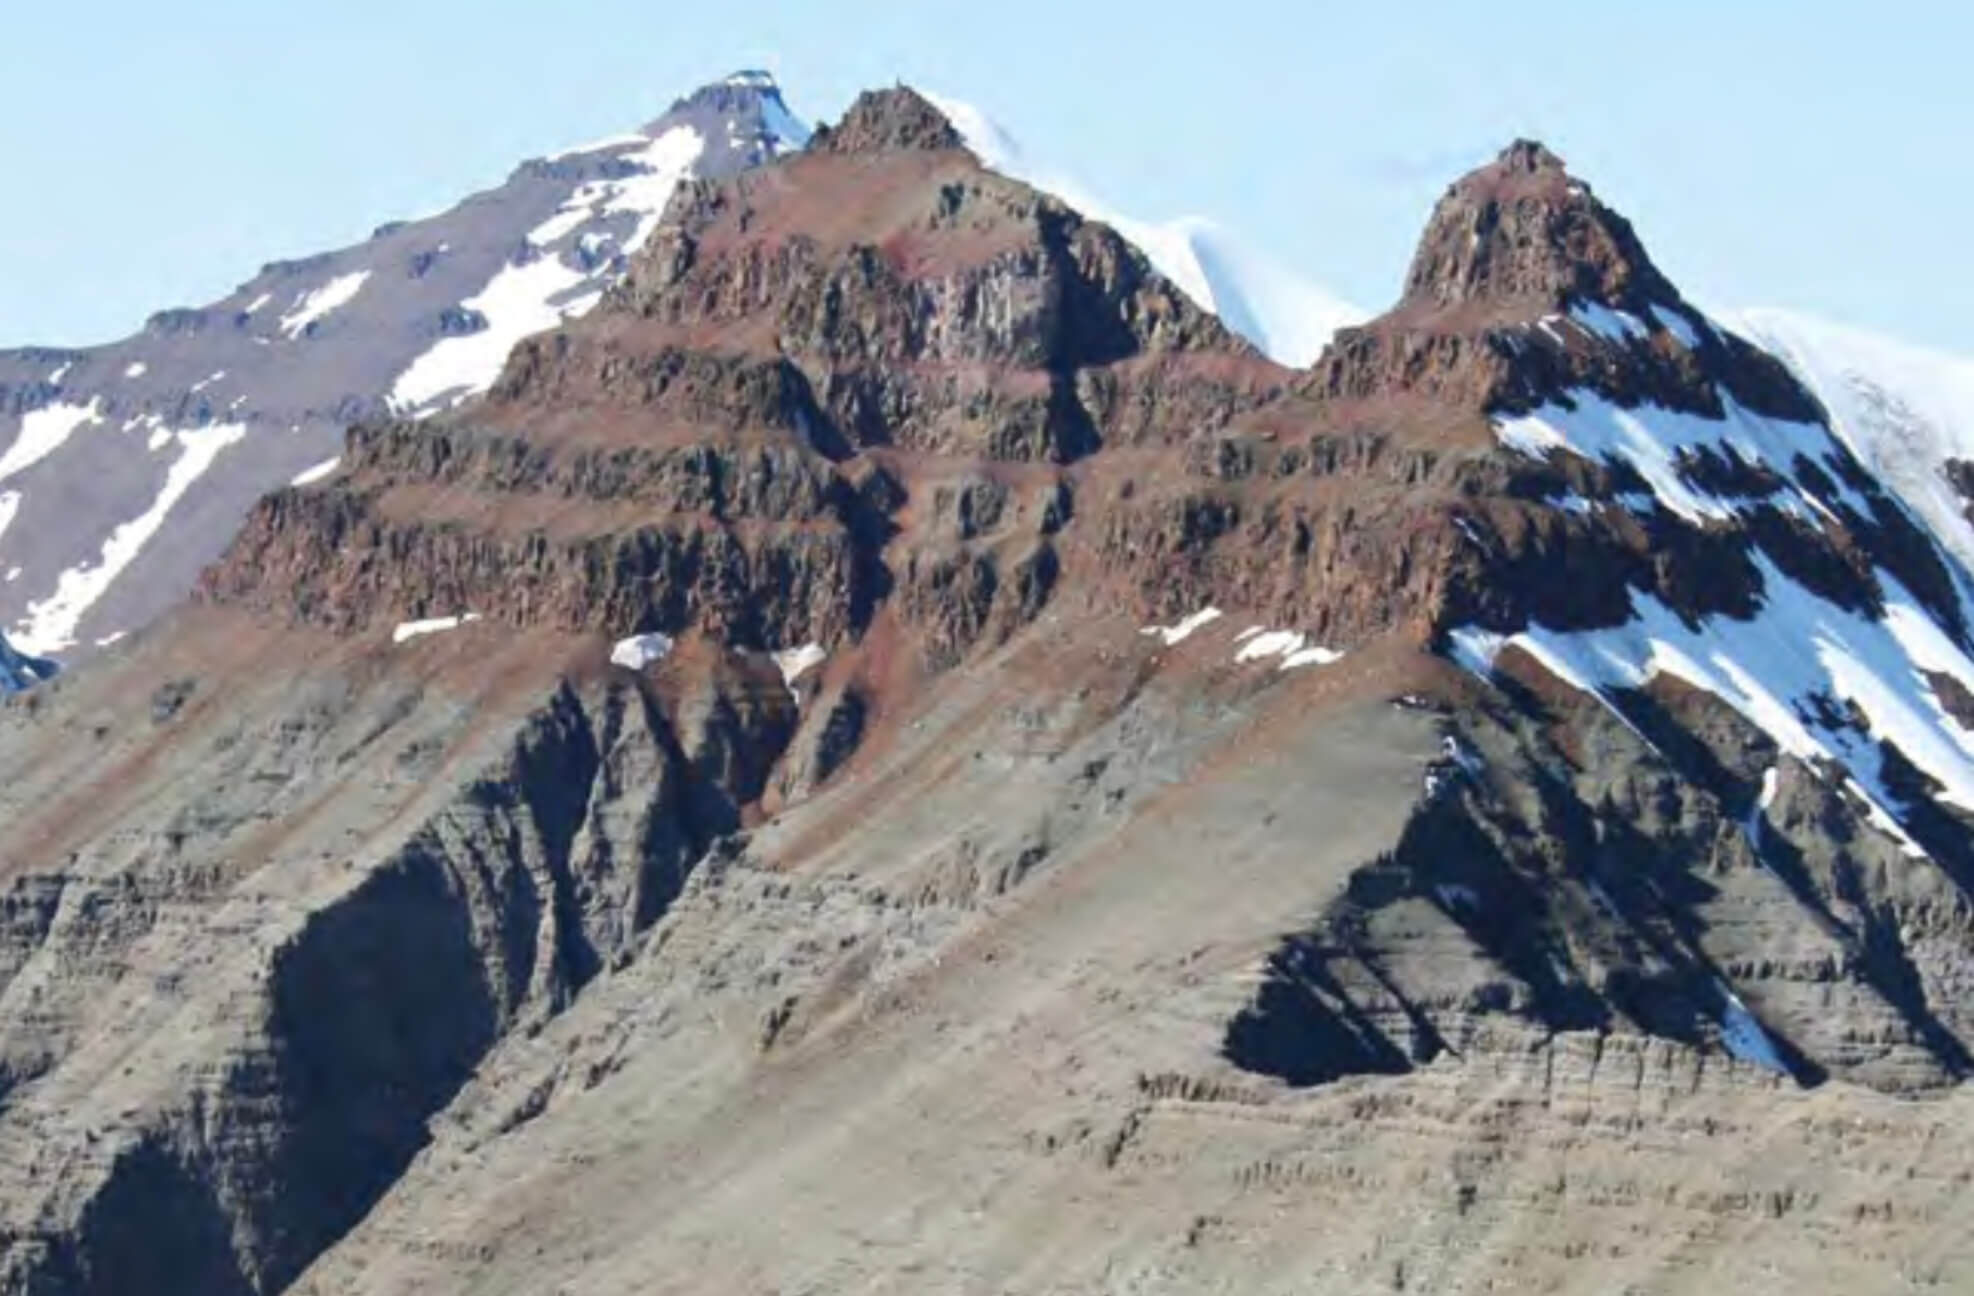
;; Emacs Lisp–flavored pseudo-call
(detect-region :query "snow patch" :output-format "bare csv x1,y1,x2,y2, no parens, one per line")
242,292,272,315
610,632,674,670
1234,629,1343,671
772,643,826,686
1651,307,1705,350
1447,551,1974,859
756,90,811,152
1493,390,1867,527
279,270,372,338
1568,304,1648,345
388,253,597,413
0,491,17,544
289,457,341,487
1435,883,1480,911
1140,606,1222,646
1718,985,1789,1073
0,399,102,485
11,423,247,655
392,613,481,645
390,128,700,415
122,362,147,379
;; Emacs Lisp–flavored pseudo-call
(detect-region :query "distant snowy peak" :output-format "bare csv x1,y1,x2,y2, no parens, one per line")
390,73,810,418
1724,307,1974,581
0,72,808,667
922,92,1361,366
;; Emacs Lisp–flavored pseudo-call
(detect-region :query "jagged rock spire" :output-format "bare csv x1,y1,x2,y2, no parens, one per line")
811,86,964,154
1400,139,1681,317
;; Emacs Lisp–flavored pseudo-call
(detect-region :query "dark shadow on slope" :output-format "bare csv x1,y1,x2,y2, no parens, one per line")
1222,937,1415,1087
43,1139,256,1296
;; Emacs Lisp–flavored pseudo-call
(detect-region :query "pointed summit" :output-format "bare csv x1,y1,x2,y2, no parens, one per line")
1313,139,1818,424
1399,138,1679,319
811,86,964,154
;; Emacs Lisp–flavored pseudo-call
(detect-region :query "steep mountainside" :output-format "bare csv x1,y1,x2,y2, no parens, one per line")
1729,307,1974,587
925,91,1363,366
5,94,1974,1295
0,73,805,660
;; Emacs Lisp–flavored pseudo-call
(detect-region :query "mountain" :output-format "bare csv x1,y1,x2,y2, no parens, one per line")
8,91,1974,1295
0,72,807,660
0,629,54,694
924,91,1363,366
1726,307,1974,583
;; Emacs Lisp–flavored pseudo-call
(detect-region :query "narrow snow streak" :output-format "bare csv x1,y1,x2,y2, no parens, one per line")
12,423,247,655
289,457,341,487
1234,629,1344,671
392,613,481,644
1718,985,1789,1073
1494,391,1867,527
279,270,372,338
389,128,702,416
1140,607,1223,646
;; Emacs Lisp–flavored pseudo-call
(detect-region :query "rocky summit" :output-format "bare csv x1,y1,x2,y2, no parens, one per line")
5,87,1974,1295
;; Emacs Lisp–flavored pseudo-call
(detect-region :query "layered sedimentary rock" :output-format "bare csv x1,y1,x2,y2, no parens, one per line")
3,95,1974,1295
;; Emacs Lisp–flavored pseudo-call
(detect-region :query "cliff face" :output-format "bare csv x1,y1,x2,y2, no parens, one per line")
6,99,1974,1294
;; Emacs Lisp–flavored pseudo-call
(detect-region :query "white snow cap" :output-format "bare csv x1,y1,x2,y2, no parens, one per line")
921,91,1361,366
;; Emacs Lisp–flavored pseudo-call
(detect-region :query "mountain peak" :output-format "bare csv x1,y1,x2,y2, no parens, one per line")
1495,137,1566,174
1398,137,1678,320
811,85,963,154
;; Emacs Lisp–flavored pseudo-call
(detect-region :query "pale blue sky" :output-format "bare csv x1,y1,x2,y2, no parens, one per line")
0,1,1964,350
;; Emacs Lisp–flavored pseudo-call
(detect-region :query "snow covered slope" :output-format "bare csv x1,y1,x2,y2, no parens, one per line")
1726,308,1974,582
0,73,807,660
924,93,1362,366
